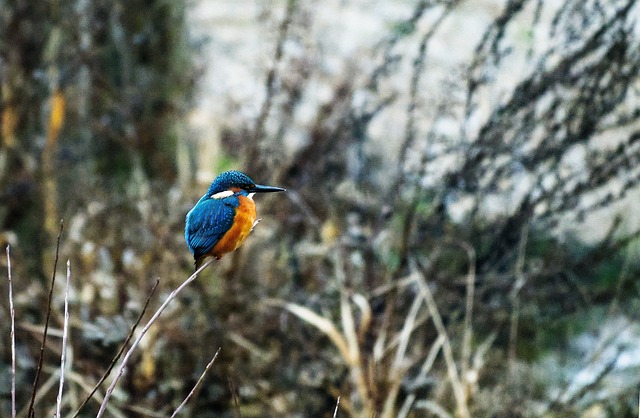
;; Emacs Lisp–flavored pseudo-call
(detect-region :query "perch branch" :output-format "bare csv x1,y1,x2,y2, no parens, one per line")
96,259,214,417
73,278,160,417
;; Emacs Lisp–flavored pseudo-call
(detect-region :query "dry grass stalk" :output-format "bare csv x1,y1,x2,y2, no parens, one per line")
411,258,471,418
271,265,378,417
6,245,16,418
352,294,372,343
274,250,466,418
274,244,486,417
332,250,376,417
333,396,341,418
271,300,351,362
96,258,214,417
55,260,72,417
269,295,376,417
397,334,446,418
28,220,64,418
381,292,426,418
340,291,373,417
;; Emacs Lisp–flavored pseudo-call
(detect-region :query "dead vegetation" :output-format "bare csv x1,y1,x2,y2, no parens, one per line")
2,0,640,416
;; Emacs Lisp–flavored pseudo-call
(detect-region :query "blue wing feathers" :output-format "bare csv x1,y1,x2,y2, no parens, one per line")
185,195,239,259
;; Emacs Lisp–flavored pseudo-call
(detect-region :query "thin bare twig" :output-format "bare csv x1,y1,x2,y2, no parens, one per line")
55,260,72,418
28,219,64,418
332,396,341,418
6,245,16,418
96,259,213,417
73,278,160,417
170,347,221,417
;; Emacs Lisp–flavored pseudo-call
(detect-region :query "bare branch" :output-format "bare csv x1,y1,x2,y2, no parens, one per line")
96,258,214,417
170,347,221,417
73,278,160,417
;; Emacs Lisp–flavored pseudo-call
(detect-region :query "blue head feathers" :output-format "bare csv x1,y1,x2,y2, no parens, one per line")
207,171,256,195
206,171,286,196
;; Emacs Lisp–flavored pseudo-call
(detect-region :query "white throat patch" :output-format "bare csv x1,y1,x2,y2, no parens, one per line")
211,190,234,199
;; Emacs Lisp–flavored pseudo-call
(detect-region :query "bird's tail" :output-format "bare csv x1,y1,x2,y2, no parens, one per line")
194,255,207,272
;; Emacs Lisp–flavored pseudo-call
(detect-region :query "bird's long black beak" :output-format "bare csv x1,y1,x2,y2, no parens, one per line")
250,184,286,193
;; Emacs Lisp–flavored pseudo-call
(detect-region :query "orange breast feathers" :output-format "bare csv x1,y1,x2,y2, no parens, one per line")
209,195,257,259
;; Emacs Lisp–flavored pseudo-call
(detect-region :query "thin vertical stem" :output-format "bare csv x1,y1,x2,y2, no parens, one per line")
55,260,71,417
332,396,340,418
28,220,64,418
6,245,16,418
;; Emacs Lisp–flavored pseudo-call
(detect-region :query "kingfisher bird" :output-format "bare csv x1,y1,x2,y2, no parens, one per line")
185,170,285,270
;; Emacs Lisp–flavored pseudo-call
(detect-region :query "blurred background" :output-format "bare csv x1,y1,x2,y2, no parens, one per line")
1,0,640,416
